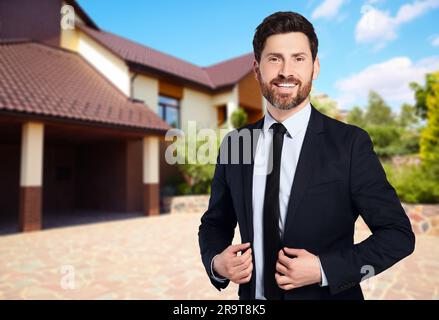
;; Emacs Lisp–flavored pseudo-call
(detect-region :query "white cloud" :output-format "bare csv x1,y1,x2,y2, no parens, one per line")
312,0,347,19
355,7,396,48
335,56,439,109
355,0,439,49
432,35,439,46
394,0,439,24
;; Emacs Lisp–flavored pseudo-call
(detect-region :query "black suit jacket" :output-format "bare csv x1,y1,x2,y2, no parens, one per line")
198,105,415,300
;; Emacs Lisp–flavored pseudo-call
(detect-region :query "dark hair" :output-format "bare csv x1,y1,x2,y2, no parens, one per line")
253,11,318,63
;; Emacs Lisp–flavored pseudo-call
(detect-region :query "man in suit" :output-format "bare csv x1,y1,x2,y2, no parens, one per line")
198,11,415,300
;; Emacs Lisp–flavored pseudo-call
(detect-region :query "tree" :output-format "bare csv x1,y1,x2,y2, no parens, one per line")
346,106,365,128
310,93,338,118
345,92,419,157
364,91,395,125
410,80,430,120
418,72,439,175
398,103,419,128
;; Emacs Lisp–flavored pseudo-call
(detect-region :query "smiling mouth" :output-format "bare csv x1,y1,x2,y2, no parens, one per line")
273,82,299,93
275,83,297,88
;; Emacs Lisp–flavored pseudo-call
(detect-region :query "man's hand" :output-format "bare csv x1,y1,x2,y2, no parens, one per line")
213,242,253,284
275,247,321,290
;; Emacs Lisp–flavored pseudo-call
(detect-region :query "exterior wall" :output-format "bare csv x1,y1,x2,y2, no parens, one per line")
76,142,126,211
131,73,159,113
227,86,240,128
212,89,235,106
180,88,216,130
74,141,143,212
238,71,264,124
238,71,263,111
76,31,131,96
43,144,77,212
60,27,80,52
125,139,143,212
159,139,181,190
41,139,142,214
212,89,235,128
0,144,20,219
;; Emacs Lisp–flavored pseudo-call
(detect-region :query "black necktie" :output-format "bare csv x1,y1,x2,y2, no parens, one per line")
263,122,287,300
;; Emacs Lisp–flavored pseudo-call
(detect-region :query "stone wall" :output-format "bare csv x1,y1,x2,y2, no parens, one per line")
162,195,439,235
162,195,210,215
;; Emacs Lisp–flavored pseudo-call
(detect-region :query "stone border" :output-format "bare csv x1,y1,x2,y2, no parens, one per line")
162,195,439,235
162,195,210,215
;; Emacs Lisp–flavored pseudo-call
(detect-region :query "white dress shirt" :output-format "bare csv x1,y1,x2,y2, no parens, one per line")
211,102,328,298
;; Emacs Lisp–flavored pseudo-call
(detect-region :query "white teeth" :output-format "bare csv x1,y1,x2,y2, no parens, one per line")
277,83,297,88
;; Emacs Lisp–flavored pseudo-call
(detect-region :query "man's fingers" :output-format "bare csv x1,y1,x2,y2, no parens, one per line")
236,272,252,284
275,272,291,286
235,262,253,283
276,261,288,275
229,242,251,254
279,283,296,290
230,248,252,267
283,247,303,257
235,254,253,272
278,249,291,268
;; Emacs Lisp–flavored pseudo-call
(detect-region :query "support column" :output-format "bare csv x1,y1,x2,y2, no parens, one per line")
143,136,159,216
19,122,44,232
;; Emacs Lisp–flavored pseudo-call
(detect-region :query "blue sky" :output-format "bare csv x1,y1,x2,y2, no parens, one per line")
77,0,439,111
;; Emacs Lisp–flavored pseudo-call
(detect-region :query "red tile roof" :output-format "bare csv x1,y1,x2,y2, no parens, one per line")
204,53,255,89
0,40,171,133
78,24,254,90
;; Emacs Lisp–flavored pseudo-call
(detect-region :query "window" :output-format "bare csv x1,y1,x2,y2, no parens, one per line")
158,95,180,128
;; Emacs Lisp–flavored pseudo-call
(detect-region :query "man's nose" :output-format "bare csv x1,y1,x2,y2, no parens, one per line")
279,60,295,78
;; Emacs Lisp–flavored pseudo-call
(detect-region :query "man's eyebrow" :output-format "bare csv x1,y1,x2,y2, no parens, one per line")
265,52,309,58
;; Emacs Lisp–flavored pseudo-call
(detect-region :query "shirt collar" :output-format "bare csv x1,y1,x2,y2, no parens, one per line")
263,102,312,139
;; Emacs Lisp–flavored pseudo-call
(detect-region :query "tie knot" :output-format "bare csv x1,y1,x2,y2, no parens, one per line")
270,122,287,136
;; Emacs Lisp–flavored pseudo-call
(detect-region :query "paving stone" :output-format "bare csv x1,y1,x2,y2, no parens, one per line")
0,213,437,300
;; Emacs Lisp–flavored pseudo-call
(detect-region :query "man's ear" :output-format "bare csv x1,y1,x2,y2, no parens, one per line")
312,56,320,80
253,60,260,81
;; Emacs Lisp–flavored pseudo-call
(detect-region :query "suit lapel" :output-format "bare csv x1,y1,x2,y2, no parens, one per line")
242,117,264,244
283,106,325,242
240,117,263,300
241,107,325,243
239,106,323,299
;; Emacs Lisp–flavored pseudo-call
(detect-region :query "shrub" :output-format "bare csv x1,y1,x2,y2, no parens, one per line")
383,162,439,203
231,108,248,128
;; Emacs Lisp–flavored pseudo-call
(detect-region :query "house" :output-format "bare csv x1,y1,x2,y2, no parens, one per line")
0,0,264,232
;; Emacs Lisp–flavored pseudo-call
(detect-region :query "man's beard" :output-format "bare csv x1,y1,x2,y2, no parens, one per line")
257,70,313,110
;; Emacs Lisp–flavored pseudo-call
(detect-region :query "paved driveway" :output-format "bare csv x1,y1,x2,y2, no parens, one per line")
0,213,438,299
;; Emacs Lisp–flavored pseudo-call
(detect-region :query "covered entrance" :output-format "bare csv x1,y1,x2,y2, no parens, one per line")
0,116,162,234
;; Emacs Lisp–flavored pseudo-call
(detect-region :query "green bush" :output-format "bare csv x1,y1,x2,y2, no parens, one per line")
175,129,222,195
365,125,420,158
231,108,248,128
383,162,439,203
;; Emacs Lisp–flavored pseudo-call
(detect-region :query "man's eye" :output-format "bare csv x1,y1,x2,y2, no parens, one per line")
296,57,305,62
268,57,280,62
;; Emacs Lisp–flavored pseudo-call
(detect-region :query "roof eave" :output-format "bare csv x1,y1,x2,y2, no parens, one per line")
0,109,169,136
65,0,100,30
